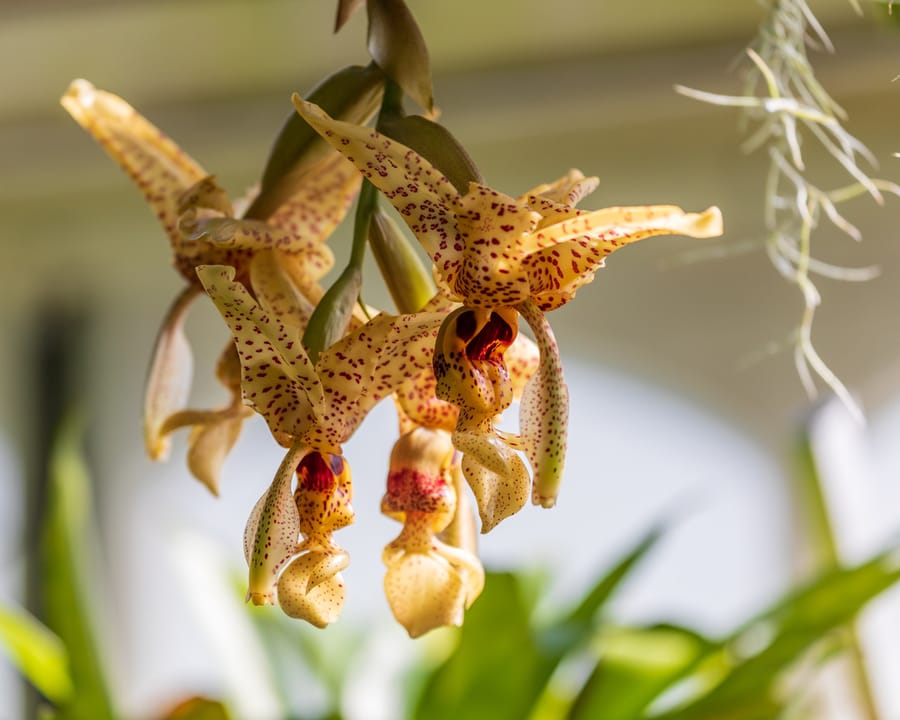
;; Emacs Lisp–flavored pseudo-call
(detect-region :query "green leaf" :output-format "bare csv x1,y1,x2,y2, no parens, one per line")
0,604,73,703
244,63,384,220
413,572,543,720
568,624,711,720
367,0,433,111
42,416,116,719
539,526,663,659
654,547,900,720
414,529,660,720
377,114,482,195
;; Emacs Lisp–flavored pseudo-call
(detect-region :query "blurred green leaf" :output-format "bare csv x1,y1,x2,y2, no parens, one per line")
244,63,384,220
0,604,72,703
367,0,432,111
568,624,712,720
653,547,900,720
301,264,362,364
415,528,661,720
42,416,116,719
378,114,482,195
413,572,542,720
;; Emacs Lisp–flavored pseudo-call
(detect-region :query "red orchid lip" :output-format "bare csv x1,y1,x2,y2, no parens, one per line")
297,451,338,493
458,310,515,364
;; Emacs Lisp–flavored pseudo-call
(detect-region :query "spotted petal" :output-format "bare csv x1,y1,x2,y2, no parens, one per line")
313,309,445,447
267,152,362,247
524,205,724,311
516,300,568,508
196,264,324,444
61,80,207,252
245,444,307,605
518,169,599,209
384,550,465,638
276,550,348,627
292,95,459,260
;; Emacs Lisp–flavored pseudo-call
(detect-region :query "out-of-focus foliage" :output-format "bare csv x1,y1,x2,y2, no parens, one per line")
0,604,72,704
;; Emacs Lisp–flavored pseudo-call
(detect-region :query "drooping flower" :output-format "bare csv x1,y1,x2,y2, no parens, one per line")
291,96,724,528
197,264,446,624
61,80,360,493
381,427,483,637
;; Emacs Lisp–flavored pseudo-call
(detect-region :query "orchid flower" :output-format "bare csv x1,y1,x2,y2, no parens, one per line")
381,427,484,637
292,97,724,529
196,264,445,624
61,80,360,493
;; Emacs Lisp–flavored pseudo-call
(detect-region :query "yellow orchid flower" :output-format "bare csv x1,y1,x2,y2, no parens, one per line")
381,427,484,637
60,80,360,493
291,96,724,528
196,264,446,623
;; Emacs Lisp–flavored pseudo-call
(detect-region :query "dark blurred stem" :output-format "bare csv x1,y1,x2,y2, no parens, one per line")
796,428,880,720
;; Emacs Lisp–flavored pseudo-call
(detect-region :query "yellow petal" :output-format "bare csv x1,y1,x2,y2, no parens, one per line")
395,368,459,432
314,309,444,445
433,539,485,609
518,169,599,208
454,430,530,533
196,264,325,444
267,152,362,247
516,300,568,509
245,444,307,605
444,184,539,307
506,333,540,399
143,286,197,460
61,80,208,257
383,551,465,638
291,95,459,259
185,413,246,497
277,551,347,627
249,251,318,331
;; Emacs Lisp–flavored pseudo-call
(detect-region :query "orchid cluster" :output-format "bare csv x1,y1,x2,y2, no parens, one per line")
61,1,722,637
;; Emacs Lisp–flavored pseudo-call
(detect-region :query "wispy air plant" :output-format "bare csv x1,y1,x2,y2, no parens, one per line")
677,0,899,422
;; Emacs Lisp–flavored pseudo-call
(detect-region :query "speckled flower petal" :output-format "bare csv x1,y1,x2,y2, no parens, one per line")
506,333,540,399
61,80,208,250
516,300,568,508
277,551,347,627
144,286,197,461
454,430,530,533
249,251,318,331
518,169,599,208
434,539,484,608
196,264,325,443
383,551,465,638
267,152,361,247
314,309,444,446
292,96,459,259
395,368,459,432
523,205,724,311
245,444,307,606
444,184,540,307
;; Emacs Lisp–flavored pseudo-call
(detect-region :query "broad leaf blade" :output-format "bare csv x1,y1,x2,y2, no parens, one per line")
367,0,432,111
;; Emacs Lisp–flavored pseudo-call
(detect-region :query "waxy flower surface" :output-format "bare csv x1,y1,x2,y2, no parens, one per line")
381,427,484,637
197,264,446,622
292,97,724,528
61,80,360,493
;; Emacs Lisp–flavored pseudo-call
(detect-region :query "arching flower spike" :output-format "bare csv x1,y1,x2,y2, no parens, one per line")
61,80,360,492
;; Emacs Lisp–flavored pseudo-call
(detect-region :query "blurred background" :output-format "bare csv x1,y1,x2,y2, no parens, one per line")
2,1,900,718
